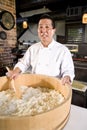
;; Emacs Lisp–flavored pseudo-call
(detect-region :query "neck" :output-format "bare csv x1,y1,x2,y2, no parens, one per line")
41,39,53,47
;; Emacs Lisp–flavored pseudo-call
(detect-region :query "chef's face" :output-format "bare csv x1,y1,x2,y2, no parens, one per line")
38,18,55,47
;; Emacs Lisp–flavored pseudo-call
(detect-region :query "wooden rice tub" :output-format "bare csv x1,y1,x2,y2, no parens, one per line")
0,74,72,130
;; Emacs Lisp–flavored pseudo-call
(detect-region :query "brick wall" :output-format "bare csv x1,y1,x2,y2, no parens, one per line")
0,0,17,76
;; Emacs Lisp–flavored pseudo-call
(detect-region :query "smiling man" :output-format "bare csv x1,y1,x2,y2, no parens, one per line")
7,14,75,85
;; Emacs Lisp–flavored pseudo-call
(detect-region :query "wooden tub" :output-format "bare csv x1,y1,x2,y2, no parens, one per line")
0,74,72,130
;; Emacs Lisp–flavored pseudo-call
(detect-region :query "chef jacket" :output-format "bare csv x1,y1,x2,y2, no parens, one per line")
15,39,75,81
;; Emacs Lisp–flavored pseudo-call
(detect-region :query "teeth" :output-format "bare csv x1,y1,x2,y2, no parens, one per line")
41,33,47,36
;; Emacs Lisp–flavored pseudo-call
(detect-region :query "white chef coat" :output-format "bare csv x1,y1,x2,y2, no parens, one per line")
15,39,75,81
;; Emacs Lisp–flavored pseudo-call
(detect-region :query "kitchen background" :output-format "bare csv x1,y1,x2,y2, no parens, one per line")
0,0,87,108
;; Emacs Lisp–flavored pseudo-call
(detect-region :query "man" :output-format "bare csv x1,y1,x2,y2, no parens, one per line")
7,14,75,85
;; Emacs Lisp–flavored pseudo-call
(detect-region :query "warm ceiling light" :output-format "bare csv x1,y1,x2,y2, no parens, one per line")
82,13,87,24
23,21,28,29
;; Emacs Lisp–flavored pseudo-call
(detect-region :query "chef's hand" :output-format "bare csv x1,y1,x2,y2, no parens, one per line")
6,67,21,79
61,76,71,86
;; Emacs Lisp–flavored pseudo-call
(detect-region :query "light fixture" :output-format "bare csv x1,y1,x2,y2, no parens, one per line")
23,21,28,29
82,13,87,24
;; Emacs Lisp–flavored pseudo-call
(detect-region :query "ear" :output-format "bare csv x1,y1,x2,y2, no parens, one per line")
52,28,56,35
53,27,56,31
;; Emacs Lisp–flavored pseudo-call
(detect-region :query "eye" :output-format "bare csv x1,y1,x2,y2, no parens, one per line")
45,25,53,30
38,26,43,29
46,26,50,29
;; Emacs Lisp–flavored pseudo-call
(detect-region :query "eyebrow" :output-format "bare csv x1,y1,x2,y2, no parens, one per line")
38,24,52,26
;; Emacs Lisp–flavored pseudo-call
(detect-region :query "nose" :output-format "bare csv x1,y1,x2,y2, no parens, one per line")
41,27,46,32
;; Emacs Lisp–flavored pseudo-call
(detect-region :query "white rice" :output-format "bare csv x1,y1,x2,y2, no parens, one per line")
0,86,65,116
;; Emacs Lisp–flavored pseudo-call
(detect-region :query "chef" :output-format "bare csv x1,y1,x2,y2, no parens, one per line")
7,14,75,85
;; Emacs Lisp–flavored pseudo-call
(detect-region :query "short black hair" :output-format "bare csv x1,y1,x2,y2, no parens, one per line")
39,14,55,29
